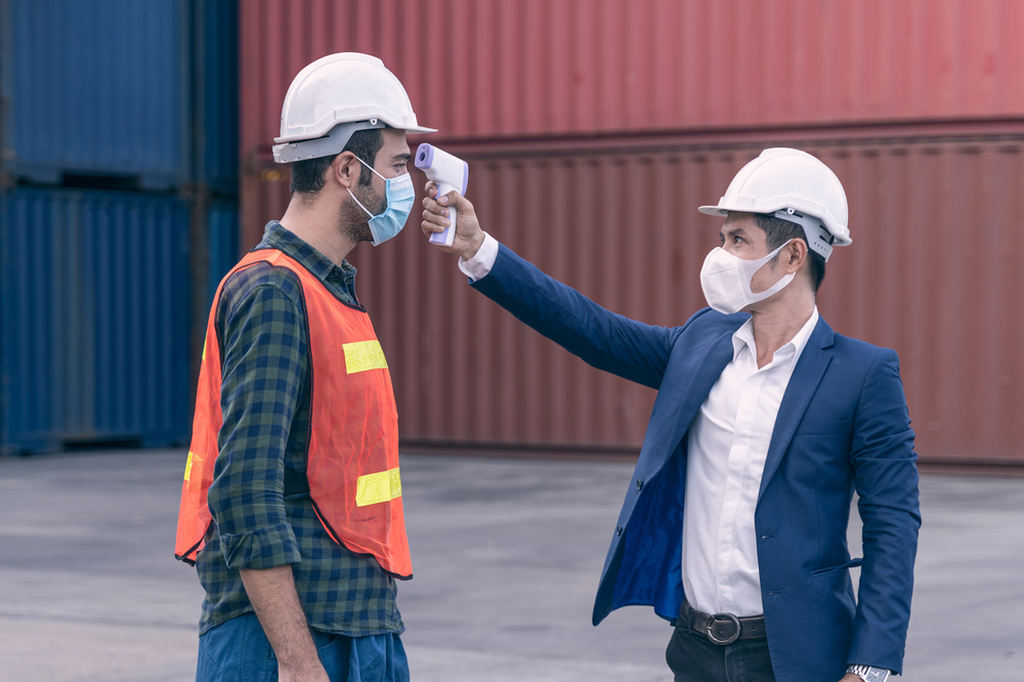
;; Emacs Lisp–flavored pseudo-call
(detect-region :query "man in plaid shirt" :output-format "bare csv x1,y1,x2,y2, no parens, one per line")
177,53,436,682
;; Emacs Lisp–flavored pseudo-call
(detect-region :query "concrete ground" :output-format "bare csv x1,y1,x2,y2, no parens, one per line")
0,449,1020,682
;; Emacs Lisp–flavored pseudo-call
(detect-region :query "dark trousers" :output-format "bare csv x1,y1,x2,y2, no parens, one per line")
666,622,776,682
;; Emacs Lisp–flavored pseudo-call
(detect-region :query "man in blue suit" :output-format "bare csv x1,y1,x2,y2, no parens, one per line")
420,148,919,682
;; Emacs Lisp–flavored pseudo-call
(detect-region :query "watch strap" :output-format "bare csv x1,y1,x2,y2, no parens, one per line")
846,664,891,682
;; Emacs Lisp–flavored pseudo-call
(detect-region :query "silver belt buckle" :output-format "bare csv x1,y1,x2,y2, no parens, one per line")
706,612,741,645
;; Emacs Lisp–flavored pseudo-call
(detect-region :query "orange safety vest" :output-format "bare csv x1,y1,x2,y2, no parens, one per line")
174,248,411,579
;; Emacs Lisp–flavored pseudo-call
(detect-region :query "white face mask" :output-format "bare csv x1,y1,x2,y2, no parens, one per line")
699,239,796,314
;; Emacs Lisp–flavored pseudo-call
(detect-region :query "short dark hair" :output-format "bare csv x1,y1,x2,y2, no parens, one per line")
289,128,384,195
754,212,826,292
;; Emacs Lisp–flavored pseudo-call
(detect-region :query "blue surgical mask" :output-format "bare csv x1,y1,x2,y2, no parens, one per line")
346,158,415,246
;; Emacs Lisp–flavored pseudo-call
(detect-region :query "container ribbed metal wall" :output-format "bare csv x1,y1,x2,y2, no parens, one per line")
1,0,237,191
3,0,187,187
194,0,240,193
0,0,239,455
239,0,1024,158
1,189,191,453
207,199,239,305
242,135,1024,463
238,1,1024,464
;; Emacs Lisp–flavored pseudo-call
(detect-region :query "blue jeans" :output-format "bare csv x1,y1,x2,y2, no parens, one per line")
196,613,410,682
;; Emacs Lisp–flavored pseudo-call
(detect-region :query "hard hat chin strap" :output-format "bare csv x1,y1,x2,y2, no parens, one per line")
773,208,835,262
272,119,386,164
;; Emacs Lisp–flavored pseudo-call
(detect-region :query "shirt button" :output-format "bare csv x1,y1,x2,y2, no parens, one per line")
636,479,644,491
615,526,623,537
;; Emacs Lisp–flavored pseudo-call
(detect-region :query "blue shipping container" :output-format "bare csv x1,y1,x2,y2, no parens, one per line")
196,0,240,193
206,198,239,305
1,0,238,191
0,187,191,453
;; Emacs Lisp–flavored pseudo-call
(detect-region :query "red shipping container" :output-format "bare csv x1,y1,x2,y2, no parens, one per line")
236,0,1024,465
240,134,1024,465
241,0,1024,161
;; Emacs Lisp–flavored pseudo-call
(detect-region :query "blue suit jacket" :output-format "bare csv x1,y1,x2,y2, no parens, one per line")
472,245,920,682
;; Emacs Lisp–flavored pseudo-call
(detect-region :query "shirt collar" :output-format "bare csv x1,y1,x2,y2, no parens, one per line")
257,220,358,286
732,307,820,365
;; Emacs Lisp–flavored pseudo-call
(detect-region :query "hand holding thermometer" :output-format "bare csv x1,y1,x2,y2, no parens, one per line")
415,144,469,247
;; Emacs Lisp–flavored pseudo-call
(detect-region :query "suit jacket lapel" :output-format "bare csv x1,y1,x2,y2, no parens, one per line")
758,318,835,501
658,329,736,458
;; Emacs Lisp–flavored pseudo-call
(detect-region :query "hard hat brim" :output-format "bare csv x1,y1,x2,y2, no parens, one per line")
403,124,438,134
273,119,438,164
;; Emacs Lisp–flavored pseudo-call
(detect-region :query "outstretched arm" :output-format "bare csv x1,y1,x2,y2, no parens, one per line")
422,184,677,388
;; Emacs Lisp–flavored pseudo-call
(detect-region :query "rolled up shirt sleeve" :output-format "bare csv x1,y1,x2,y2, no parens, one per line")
206,274,308,571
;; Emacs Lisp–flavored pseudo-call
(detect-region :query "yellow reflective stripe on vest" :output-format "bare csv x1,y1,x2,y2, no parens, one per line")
355,467,402,507
184,451,195,482
343,340,388,374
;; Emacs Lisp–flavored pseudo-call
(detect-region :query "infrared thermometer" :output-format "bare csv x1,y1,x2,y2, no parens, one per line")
415,143,469,247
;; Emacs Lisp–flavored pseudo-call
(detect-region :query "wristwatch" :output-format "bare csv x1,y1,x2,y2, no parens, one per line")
846,664,891,682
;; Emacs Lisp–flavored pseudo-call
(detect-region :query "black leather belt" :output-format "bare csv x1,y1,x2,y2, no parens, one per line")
677,599,767,645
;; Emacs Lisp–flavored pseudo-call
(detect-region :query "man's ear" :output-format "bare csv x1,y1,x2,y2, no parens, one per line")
785,239,808,273
332,152,359,189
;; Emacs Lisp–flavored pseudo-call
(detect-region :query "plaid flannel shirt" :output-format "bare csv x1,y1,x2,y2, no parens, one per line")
195,221,404,637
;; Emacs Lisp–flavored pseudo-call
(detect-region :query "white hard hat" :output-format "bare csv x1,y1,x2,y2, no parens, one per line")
272,52,436,163
698,148,850,260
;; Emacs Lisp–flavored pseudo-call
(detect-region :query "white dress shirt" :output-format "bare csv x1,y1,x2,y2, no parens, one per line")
682,308,818,616
461,235,819,617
